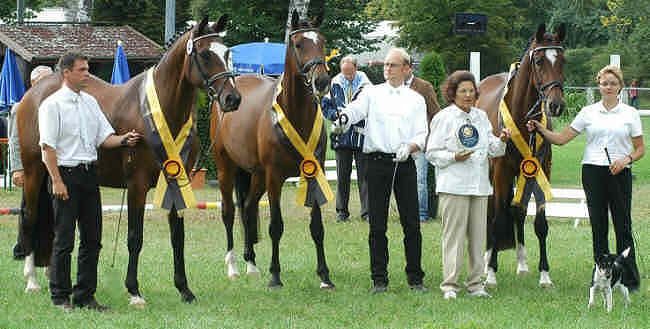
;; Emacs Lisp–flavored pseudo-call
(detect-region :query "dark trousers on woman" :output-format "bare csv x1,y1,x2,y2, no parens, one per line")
582,164,640,291
335,148,368,219
49,164,103,306
363,153,424,287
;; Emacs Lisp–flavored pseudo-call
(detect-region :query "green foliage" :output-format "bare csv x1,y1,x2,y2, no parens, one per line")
558,89,588,123
564,47,597,86
194,91,217,179
418,50,447,106
0,0,55,23
358,64,384,85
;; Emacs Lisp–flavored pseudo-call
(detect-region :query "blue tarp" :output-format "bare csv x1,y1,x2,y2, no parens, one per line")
231,42,286,75
0,48,26,113
111,43,131,85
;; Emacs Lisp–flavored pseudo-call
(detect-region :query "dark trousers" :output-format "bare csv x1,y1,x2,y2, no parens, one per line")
335,148,368,218
364,154,424,286
582,164,640,290
49,165,103,305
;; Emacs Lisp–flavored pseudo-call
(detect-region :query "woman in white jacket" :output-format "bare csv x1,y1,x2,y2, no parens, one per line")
426,71,510,300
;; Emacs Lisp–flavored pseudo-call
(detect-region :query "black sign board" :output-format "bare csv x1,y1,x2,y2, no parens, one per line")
454,13,487,34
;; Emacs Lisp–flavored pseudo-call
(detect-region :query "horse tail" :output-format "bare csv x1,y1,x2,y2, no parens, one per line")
234,168,259,245
15,172,55,267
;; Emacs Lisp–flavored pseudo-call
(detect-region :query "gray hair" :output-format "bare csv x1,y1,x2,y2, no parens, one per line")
387,48,411,66
340,55,358,68
30,65,53,81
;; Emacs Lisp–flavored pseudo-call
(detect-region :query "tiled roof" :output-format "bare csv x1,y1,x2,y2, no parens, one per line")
0,24,162,62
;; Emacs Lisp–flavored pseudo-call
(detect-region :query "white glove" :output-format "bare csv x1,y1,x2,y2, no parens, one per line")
331,118,350,135
394,144,411,162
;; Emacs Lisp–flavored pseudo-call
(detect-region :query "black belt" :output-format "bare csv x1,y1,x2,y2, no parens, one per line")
362,152,396,161
60,162,95,171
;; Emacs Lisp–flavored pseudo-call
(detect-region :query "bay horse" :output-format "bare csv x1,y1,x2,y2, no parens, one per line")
15,15,241,305
476,23,566,288
210,10,334,288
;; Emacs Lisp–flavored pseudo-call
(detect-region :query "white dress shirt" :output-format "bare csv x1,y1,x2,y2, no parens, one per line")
426,104,506,196
341,82,427,154
38,84,115,166
570,101,642,167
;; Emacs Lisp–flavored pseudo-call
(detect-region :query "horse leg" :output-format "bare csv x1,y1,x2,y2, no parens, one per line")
20,167,46,293
514,206,529,275
485,159,514,287
236,169,261,277
309,205,334,289
168,207,196,303
534,208,553,287
24,252,40,293
125,182,147,307
217,158,239,279
265,175,284,288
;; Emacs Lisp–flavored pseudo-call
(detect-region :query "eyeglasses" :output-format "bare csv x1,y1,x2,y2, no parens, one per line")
384,62,403,69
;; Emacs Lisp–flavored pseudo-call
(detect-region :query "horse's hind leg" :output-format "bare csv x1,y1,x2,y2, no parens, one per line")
217,158,239,279
168,207,195,303
125,182,147,307
310,205,334,289
236,169,261,277
20,167,47,293
534,209,553,287
265,175,284,288
515,206,529,275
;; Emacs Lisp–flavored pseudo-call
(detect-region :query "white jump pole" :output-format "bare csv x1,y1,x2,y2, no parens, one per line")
470,52,480,83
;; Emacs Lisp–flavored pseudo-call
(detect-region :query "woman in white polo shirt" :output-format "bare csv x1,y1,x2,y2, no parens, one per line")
527,64,644,291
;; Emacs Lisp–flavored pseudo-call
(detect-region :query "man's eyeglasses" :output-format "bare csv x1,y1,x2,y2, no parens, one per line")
384,62,403,69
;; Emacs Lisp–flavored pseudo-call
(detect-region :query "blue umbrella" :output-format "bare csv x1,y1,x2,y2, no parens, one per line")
111,41,130,85
231,42,286,75
0,48,26,113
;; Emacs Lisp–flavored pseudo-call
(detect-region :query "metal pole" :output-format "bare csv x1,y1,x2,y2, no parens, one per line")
165,0,176,45
17,0,24,24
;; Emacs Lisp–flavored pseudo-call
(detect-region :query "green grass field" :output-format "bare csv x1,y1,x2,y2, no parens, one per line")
0,119,648,329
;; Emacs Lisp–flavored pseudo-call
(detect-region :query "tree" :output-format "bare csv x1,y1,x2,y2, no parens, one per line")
1,0,64,23
418,51,447,106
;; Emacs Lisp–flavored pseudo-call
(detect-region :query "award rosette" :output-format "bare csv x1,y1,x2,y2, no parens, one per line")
520,157,540,178
457,122,479,151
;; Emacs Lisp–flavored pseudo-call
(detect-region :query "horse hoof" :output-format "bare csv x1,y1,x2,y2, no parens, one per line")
320,281,335,290
25,285,41,293
228,272,240,280
225,251,240,279
129,295,147,308
268,279,284,289
516,264,530,275
181,291,196,304
246,262,260,277
538,271,553,288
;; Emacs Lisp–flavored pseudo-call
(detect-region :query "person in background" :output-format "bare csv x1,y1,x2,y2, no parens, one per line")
333,48,427,293
403,59,441,222
321,55,372,222
426,70,510,300
628,79,639,109
527,64,643,292
39,52,142,312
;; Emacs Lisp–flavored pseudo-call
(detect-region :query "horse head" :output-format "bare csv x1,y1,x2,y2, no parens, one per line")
287,9,331,99
526,23,566,118
183,15,241,112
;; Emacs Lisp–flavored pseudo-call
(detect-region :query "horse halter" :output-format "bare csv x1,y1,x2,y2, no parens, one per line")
188,33,236,108
525,45,564,120
288,28,327,86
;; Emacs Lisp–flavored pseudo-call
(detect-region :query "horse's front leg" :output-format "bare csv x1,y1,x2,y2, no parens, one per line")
168,207,195,303
239,170,262,277
125,182,147,307
514,205,529,275
309,205,334,289
266,175,284,288
217,161,239,279
534,207,553,287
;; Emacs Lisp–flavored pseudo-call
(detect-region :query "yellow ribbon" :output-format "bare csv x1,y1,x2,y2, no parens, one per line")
499,63,553,205
145,68,197,210
272,75,334,207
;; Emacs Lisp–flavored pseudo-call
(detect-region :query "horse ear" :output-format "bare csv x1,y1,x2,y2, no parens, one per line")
213,14,229,34
291,9,300,30
536,24,546,43
311,11,324,28
555,23,566,42
196,15,209,36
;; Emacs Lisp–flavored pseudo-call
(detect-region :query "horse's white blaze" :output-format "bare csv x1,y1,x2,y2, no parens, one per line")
546,49,558,66
225,250,240,279
539,271,553,287
24,253,40,293
210,42,232,71
303,31,319,45
516,245,529,274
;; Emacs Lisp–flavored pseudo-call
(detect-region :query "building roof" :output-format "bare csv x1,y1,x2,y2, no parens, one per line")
0,24,162,62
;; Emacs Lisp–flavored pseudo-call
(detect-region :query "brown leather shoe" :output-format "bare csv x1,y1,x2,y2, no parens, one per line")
77,299,110,312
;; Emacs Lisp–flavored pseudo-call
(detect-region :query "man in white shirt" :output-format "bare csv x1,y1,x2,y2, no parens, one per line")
333,48,428,293
39,52,141,312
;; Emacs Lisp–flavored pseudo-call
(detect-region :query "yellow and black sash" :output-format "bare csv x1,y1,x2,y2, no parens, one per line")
142,68,196,211
499,63,552,207
271,75,334,207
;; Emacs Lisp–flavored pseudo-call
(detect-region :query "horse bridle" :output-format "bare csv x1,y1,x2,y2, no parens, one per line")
525,45,564,120
189,33,236,111
288,28,328,87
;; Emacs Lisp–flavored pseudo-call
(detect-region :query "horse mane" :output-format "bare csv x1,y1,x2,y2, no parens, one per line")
164,25,193,52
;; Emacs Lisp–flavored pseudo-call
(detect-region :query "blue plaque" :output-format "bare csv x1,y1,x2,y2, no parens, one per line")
458,123,479,148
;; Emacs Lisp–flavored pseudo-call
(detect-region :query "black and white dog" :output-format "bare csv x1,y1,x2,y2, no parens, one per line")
588,247,632,312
